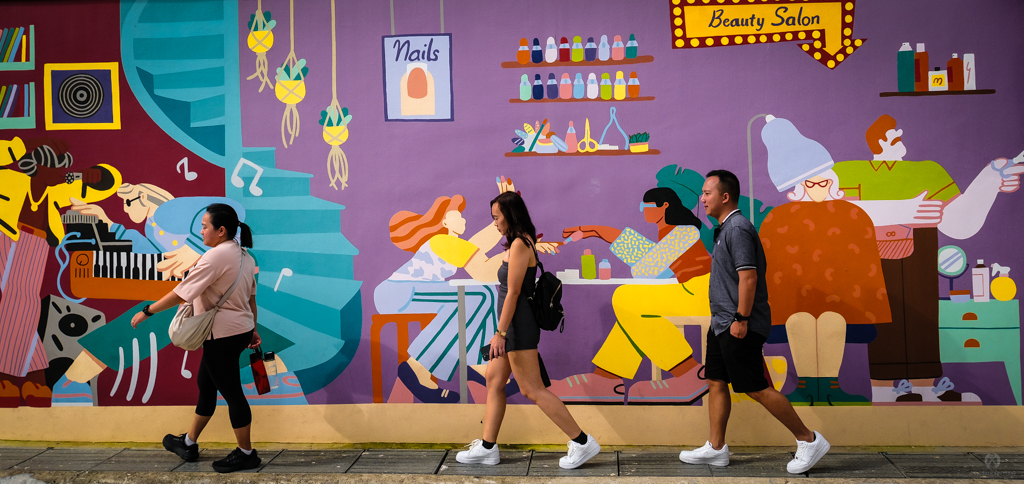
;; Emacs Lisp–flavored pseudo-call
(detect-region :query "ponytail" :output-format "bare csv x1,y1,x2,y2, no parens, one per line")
238,222,253,248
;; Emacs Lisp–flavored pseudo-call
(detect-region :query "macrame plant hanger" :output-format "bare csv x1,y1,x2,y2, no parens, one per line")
274,0,307,148
245,0,275,92
322,0,352,190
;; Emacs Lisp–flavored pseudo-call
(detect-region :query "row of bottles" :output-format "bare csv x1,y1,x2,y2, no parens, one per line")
519,71,640,101
897,42,976,92
972,260,1016,302
517,35,639,64
580,249,613,280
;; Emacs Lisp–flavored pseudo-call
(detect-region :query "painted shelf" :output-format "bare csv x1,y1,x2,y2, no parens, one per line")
879,89,995,97
0,25,35,71
510,96,654,103
0,82,34,130
501,55,654,69
505,149,659,157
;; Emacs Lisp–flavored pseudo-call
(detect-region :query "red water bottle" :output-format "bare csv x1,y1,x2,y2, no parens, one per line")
250,348,271,395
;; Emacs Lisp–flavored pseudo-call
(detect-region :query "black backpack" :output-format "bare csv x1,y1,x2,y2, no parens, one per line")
527,253,565,332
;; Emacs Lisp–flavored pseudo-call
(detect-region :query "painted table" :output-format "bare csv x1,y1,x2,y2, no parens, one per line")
938,299,1021,405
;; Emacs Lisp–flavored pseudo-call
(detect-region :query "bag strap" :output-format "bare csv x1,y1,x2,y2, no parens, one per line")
213,248,248,310
524,237,543,274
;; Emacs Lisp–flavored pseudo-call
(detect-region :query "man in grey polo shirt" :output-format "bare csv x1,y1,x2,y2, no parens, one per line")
679,170,830,474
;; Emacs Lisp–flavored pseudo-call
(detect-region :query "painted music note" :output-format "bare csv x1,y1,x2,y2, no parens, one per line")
176,157,198,181
180,351,193,379
231,158,265,196
274,268,293,292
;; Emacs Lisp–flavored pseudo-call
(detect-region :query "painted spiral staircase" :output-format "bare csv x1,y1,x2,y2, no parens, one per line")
119,0,361,395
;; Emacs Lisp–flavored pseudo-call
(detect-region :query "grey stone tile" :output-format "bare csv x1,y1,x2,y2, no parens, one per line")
886,453,999,478
261,449,360,473
972,453,1024,480
438,450,531,476
0,448,47,470
90,448,186,472
709,452,801,478
12,448,124,471
347,449,447,474
527,451,617,477
807,453,904,478
174,448,280,473
619,452,712,477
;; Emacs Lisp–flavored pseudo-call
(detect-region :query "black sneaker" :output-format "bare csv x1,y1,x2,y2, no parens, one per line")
162,433,198,462
212,447,261,473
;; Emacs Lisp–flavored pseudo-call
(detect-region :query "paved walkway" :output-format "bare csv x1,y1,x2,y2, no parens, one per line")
1,444,1021,482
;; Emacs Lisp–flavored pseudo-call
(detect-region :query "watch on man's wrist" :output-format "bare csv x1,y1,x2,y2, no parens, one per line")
733,312,749,322
142,305,154,317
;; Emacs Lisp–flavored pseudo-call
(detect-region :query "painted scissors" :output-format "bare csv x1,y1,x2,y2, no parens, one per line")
577,118,599,153
990,149,1024,179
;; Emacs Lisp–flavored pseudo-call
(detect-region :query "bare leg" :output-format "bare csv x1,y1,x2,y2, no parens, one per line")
482,356,513,442
747,386,814,442
233,424,252,450
187,414,212,442
509,350,583,438
707,379,731,449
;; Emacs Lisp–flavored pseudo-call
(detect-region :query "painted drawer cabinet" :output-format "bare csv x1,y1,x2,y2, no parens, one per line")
938,299,1021,405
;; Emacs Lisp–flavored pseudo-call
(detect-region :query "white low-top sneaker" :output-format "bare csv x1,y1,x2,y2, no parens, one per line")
679,441,730,466
559,434,600,469
787,430,830,474
455,439,499,465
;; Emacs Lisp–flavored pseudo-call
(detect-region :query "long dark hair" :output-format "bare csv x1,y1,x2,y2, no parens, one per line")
490,192,537,250
643,187,703,229
206,203,253,248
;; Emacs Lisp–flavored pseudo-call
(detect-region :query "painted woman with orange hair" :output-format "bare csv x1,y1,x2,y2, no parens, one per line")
374,188,507,403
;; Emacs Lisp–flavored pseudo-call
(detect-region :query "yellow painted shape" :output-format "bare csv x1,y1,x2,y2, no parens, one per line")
276,80,306,104
41,163,122,242
991,277,1017,301
43,62,122,130
681,3,843,54
247,30,274,53
323,125,349,146
0,136,25,167
731,355,788,402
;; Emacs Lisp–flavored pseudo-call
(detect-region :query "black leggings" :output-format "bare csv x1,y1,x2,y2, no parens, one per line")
195,329,253,429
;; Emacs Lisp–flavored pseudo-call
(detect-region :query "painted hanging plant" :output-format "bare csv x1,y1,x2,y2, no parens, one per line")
245,7,276,92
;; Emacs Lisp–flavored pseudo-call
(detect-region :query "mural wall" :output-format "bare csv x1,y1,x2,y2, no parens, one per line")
1,0,1022,429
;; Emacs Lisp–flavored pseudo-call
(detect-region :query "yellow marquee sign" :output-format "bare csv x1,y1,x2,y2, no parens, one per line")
670,0,866,69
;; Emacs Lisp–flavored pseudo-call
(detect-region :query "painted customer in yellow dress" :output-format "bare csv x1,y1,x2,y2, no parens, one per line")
551,187,712,405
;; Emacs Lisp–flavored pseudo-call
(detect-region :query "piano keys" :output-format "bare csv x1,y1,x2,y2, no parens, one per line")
71,251,181,301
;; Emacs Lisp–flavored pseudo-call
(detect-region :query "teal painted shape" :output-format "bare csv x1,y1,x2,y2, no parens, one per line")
138,0,223,23
250,233,358,279
235,320,295,371
133,36,224,60
252,307,346,379
938,299,1021,405
241,147,277,168
242,196,345,234
79,301,171,369
293,290,362,394
224,167,313,199
190,95,225,125
151,67,224,90
257,272,361,339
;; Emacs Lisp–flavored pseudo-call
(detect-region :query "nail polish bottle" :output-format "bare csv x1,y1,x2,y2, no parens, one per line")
517,38,530,65
559,73,572,99
573,73,585,99
585,37,597,61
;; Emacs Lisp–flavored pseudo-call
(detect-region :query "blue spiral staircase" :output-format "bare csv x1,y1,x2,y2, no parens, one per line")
119,0,361,395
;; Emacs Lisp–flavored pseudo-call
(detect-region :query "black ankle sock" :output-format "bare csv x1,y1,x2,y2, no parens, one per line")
572,431,588,445
481,440,495,450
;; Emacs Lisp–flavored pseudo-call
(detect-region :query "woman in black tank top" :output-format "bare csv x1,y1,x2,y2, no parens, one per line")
456,191,600,470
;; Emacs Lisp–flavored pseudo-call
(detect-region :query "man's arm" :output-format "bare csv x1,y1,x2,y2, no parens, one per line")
939,161,1024,240
732,269,756,339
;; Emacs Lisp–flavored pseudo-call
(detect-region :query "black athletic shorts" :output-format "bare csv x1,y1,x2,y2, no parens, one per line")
703,326,770,394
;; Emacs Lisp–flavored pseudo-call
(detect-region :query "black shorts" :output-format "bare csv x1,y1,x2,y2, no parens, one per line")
704,326,770,394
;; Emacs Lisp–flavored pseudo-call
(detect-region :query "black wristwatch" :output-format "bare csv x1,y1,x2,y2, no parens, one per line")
733,312,749,322
142,305,154,317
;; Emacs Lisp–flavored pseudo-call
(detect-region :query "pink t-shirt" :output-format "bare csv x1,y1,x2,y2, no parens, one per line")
173,240,257,339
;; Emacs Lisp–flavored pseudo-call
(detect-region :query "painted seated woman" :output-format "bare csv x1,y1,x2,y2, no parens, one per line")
374,191,507,403
758,115,891,406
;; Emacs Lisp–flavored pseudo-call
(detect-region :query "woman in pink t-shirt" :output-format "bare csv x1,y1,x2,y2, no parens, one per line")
130,203,262,473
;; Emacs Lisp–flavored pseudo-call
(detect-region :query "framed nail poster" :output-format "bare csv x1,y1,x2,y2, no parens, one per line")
382,33,454,121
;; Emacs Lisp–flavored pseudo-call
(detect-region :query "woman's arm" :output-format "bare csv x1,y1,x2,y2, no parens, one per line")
130,290,186,328
489,238,533,360
248,294,261,348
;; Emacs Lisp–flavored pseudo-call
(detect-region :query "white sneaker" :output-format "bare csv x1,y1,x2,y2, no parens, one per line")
558,434,600,469
455,439,499,465
787,430,830,474
679,441,729,466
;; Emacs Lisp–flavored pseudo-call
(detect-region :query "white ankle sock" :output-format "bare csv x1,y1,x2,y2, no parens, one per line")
184,435,196,447
239,447,253,455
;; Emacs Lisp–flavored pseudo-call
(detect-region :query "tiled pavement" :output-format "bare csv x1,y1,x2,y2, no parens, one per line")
1,446,1022,480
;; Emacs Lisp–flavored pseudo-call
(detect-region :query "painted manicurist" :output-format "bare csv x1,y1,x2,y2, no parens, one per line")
680,170,829,474
457,191,601,470
131,203,263,473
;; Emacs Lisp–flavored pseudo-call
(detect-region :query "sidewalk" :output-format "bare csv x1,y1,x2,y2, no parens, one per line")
1,443,1021,482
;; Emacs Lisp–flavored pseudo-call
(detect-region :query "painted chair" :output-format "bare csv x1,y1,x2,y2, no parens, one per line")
370,313,436,403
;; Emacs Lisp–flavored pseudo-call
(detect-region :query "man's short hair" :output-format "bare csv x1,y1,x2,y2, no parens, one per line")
866,114,897,155
706,169,741,203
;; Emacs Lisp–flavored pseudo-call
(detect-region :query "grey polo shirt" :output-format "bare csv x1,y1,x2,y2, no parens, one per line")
709,210,772,338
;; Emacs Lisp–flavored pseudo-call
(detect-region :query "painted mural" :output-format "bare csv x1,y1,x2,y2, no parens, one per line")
0,0,1021,424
